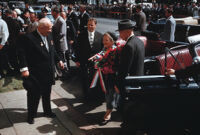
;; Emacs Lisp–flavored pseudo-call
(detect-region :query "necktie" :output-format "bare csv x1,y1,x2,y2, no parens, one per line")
89,32,93,46
43,37,49,51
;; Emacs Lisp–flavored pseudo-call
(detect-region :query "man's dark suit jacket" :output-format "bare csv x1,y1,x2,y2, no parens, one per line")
67,11,79,32
66,20,77,43
17,31,60,87
5,16,21,44
76,30,103,64
79,12,90,32
135,11,147,32
116,36,145,94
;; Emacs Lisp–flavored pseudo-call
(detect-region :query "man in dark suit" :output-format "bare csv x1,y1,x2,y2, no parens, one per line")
0,10,9,78
76,18,103,98
160,8,176,42
4,9,21,74
67,5,79,33
115,19,145,101
78,4,90,34
17,18,64,124
51,7,68,62
134,4,146,36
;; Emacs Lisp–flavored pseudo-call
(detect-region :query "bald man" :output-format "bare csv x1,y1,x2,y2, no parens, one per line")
17,18,64,124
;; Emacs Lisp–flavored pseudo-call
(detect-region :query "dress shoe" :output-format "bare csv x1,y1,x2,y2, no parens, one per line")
43,112,56,118
27,117,34,124
99,118,111,126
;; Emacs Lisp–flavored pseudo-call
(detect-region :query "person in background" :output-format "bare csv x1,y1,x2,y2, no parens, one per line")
22,10,31,32
51,7,69,74
78,4,90,34
60,11,77,70
4,9,21,74
26,12,38,33
67,5,79,33
25,2,34,13
44,3,51,12
17,18,64,124
14,8,25,32
191,2,199,17
0,10,9,78
41,7,48,18
134,4,146,36
160,8,176,42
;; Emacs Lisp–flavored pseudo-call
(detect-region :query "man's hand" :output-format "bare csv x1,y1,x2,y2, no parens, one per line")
165,68,175,75
88,55,96,61
59,61,64,70
75,62,80,67
114,85,120,94
21,70,29,78
0,44,3,50
69,40,74,45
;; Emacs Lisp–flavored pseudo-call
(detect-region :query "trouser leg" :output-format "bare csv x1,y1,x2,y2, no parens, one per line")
80,64,89,96
41,85,52,114
0,52,4,76
27,91,40,118
0,45,12,75
65,50,70,70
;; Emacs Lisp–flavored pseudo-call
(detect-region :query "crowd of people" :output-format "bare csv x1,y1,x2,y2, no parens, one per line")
86,2,200,20
0,1,197,126
0,1,145,125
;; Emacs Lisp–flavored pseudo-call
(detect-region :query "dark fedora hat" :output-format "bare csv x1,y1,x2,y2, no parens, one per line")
116,19,136,31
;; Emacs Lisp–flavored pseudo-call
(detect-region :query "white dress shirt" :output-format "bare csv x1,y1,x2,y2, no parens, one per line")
88,31,94,47
126,33,134,42
37,29,49,51
0,18,9,46
81,11,86,18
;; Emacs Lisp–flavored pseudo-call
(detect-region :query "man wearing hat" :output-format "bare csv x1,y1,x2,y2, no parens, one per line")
115,19,145,102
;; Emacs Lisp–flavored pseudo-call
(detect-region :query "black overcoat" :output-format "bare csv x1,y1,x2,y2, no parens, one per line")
17,31,60,87
76,30,103,64
116,36,145,93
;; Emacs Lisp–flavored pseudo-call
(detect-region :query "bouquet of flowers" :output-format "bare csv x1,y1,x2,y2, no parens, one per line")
89,39,126,92
90,39,126,74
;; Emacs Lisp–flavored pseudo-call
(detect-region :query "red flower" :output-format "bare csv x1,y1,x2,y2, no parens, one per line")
95,41,126,75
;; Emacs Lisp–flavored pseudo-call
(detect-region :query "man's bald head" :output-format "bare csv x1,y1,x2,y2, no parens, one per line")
37,18,52,36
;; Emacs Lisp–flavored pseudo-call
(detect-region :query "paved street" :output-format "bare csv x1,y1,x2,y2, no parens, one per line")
95,17,120,34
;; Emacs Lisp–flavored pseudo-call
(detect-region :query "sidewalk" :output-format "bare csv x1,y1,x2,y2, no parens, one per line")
0,88,85,135
0,75,122,135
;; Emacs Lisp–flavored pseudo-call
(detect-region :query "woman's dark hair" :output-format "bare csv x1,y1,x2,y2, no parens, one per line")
104,32,118,42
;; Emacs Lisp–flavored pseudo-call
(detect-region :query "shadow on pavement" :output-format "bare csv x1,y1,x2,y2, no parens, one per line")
0,108,27,128
53,66,123,135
